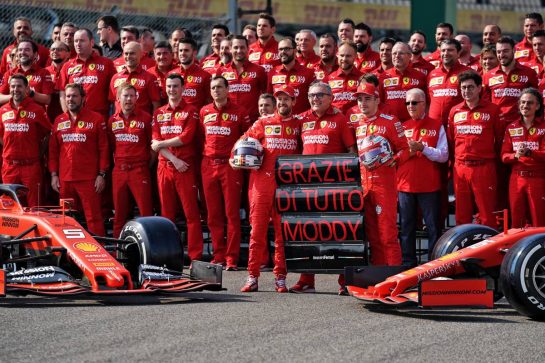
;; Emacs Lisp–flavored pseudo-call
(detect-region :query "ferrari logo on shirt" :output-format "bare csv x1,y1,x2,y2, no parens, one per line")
203,113,218,123
88,63,96,71
449,76,458,84
26,75,32,82
403,77,410,85
384,78,399,87
265,52,272,60
529,127,536,135
286,126,292,135
329,80,343,89
420,129,427,136
509,127,524,136
320,121,327,128
241,72,247,78
222,72,236,80
489,75,504,86
302,121,315,131
19,110,27,118
130,120,137,128
348,80,355,87
361,61,368,68
510,74,518,82
2,111,14,121
175,112,182,119
368,125,377,134
272,75,286,84
78,121,85,128
222,113,229,121
289,75,296,83
453,112,468,123
130,78,137,86
473,112,480,120
429,76,444,87
57,121,70,130
187,76,193,83
265,126,281,135
248,52,261,61
112,120,124,130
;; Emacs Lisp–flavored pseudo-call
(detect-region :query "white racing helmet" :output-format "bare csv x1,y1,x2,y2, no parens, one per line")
230,137,264,170
358,134,394,170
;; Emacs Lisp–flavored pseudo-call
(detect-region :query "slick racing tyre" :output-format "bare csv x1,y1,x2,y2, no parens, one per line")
430,224,498,260
119,217,184,277
500,234,545,320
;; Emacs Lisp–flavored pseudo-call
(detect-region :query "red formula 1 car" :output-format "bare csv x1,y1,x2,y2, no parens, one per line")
0,184,222,298
346,219,545,320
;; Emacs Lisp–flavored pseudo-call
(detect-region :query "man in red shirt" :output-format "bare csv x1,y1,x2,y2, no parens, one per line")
312,33,338,81
409,31,435,76
169,27,191,65
217,36,267,121
290,81,356,294
0,74,51,207
0,39,54,107
483,24,502,47
60,22,77,58
501,88,545,227
148,41,175,105
326,42,361,114
425,22,454,68
455,34,479,71
428,39,471,126
201,24,230,75
483,36,538,127
354,22,380,74
45,41,71,122
0,17,50,74
240,85,301,293
448,71,503,228
49,83,110,236
373,37,395,76
57,28,115,120
295,29,320,68
337,19,355,43
108,83,153,237
113,27,155,72
398,88,448,266
243,25,257,46
268,38,315,115
515,13,543,63
151,74,203,262
522,30,545,77
248,13,280,73
109,41,161,115
168,38,212,109
354,83,409,268
200,76,250,270
379,42,427,121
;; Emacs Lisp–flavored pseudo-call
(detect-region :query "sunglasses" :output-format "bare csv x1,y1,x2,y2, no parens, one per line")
308,92,330,99
405,101,423,106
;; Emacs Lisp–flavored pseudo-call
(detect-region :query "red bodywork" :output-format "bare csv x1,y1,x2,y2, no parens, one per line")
347,227,545,305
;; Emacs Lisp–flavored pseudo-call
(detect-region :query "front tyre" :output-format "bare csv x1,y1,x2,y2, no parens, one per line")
430,224,498,260
500,234,545,320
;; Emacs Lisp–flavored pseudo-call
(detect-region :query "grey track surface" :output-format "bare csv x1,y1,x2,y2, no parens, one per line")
1,271,544,363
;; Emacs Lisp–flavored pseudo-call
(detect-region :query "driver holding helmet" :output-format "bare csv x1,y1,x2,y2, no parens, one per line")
355,82,410,266
233,85,301,293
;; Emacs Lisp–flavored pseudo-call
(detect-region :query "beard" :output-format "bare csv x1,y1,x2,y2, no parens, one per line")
356,42,368,53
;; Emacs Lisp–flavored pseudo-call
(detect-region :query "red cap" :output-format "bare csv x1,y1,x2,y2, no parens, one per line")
355,83,379,97
273,84,296,98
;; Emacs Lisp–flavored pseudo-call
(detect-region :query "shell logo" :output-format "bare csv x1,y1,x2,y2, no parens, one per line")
74,242,100,252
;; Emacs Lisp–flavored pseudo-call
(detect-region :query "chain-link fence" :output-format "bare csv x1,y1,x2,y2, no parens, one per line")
1,3,229,57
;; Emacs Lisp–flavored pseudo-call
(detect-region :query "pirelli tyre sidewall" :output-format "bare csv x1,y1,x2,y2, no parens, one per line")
119,217,184,275
500,234,545,320
430,224,498,260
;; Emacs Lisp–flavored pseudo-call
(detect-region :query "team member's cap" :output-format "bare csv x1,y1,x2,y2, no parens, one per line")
355,83,379,97
273,85,296,98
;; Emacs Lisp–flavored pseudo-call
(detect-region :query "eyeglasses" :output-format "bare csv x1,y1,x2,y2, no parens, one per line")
308,92,330,99
405,101,423,106
278,47,294,52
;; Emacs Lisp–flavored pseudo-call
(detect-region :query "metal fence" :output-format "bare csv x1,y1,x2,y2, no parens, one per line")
0,3,228,56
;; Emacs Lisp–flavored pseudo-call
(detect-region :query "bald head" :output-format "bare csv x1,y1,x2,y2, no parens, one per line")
124,41,142,69
455,34,472,57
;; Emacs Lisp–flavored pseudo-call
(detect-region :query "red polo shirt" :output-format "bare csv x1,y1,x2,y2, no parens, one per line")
108,109,152,164
267,62,316,115
325,67,362,114
502,117,545,172
0,64,54,96
248,37,281,74
109,65,161,114
168,63,212,109
299,106,355,154
378,67,427,121
356,47,380,74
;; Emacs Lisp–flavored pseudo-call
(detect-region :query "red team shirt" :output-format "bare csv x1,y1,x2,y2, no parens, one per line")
168,63,212,109
299,106,356,154
312,61,338,82
514,38,535,63
49,108,110,181
412,56,436,76
108,109,152,164
501,118,545,172
200,53,221,75
199,100,251,159
356,48,380,73
326,67,362,114
267,62,316,115
0,42,50,74
248,37,281,74
113,54,156,73
147,64,175,103
0,65,54,96
109,66,161,114
378,67,427,121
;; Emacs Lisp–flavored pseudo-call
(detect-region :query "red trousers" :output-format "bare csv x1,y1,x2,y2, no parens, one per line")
60,180,105,236
112,164,153,237
509,171,545,228
157,161,203,261
201,158,242,266
454,160,497,228
247,170,286,278
2,161,42,207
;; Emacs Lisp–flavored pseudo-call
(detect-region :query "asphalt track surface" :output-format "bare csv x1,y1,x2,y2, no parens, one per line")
1,271,544,362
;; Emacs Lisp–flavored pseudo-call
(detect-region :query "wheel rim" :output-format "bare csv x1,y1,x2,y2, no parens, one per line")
531,255,545,299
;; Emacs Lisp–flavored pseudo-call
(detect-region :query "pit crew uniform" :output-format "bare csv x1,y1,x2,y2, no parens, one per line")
152,101,203,261
243,112,301,280
200,53,221,75
447,99,503,228
148,64,175,104
113,54,155,73
397,116,448,265
514,37,535,63
0,64,55,100
168,63,212,109
267,62,316,115
0,98,51,206
296,52,320,68
108,109,153,237
109,65,161,114
482,63,538,127
199,100,251,268
501,119,545,227
1,41,50,74
296,105,356,288
217,60,267,122
45,63,65,123
424,49,441,68
325,67,362,114
427,62,470,126
49,107,110,236
312,61,338,82
378,67,427,121
356,111,409,265
519,58,543,79
57,53,115,119
356,47,380,74
248,37,281,74
411,56,435,76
